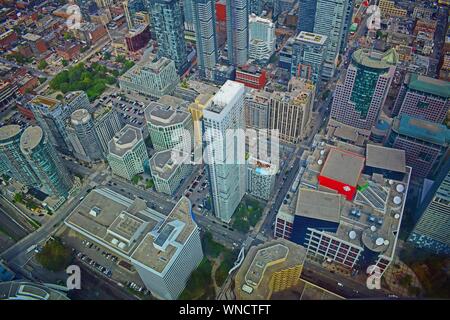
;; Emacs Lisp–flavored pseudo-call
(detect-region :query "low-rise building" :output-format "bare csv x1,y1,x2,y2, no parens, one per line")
234,239,306,300
64,188,203,300
119,55,179,99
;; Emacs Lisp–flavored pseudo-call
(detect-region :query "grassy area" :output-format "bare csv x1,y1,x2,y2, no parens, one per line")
49,62,117,101
202,232,226,258
145,179,154,189
179,258,215,300
232,197,263,233
36,238,72,272
214,250,236,287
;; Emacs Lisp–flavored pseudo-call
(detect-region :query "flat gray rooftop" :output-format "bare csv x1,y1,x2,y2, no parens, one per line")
108,125,142,157
320,148,365,187
366,144,406,173
145,102,190,127
295,189,342,223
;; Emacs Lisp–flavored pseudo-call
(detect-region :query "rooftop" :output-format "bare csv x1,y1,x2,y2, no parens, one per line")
366,144,406,173
22,33,41,42
0,124,21,142
65,188,197,275
150,149,190,180
295,31,327,45
295,189,342,223
31,96,59,110
0,281,69,300
20,126,43,154
70,109,91,125
352,48,398,70
145,102,190,127
320,148,365,187
234,239,306,300
395,115,450,146
406,73,450,98
205,81,245,115
108,125,143,157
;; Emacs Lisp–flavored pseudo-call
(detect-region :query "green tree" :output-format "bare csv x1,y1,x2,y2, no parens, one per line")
13,193,23,203
38,60,48,70
36,239,72,272
61,59,68,67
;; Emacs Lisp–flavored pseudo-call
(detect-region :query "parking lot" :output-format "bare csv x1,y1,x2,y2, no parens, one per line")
183,167,210,215
60,228,150,297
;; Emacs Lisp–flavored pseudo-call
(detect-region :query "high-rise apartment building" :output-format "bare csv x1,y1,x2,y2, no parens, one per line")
393,73,450,124
248,14,276,63
119,55,179,99
247,157,278,201
148,0,188,74
67,109,103,163
313,0,350,79
244,89,271,131
107,125,148,180
192,0,219,80
329,48,398,136
29,96,73,152
297,0,317,33
203,81,247,223
249,0,263,15
20,126,73,197
291,31,328,85
226,0,249,67
268,78,315,144
0,125,38,187
408,159,450,255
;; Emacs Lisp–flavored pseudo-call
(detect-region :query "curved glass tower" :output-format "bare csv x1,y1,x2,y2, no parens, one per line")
20,126,73,197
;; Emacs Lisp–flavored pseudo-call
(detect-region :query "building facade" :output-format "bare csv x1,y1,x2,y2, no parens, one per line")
20,126,73,197
329,48,398,135
313,0,350,79
203,81,247,222
247,157,278,201
268,78,315,144
248,14,275,63
408,160,450,255
393,73,450,124
192,0,219,80
226,0,249,67
118,55,179,99
297,0,317,33
107,125,148,180
150,149,192,195
291,31,328,85
145,102,194,153
148,0,188,74
386,115,450,179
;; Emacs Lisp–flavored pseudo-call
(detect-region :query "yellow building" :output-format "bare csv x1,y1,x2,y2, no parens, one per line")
379,0,407,18
188,93,213,147
234,239,306,300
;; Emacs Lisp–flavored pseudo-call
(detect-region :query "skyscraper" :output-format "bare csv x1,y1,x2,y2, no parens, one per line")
313,0,350,79
249,0,263,15
183,0,195,32
203,81,247,223
393,73,450,124
329,48,398,135
297,0,317,33
0,125,38,186
148,0,188,74
248,14,276,63
20,126,73,197
226,0,249,67
107,125,148,181
67,109,103,162
29,96,73,152
408,159,450,255
192,0,219,80
291,31,327,85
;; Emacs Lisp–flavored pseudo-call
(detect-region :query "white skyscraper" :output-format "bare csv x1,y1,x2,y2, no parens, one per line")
203,81,247,223
248,13,275,63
